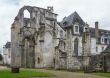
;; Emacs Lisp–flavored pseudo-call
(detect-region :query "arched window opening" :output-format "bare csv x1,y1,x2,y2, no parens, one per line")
74,38,78,56
24,9,30,18
23,9,31,27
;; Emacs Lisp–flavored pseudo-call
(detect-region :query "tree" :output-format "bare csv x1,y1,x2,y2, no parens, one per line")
0,54,3,61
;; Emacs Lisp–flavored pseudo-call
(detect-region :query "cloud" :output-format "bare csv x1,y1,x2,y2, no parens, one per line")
2,0,20,5
0,0,110,52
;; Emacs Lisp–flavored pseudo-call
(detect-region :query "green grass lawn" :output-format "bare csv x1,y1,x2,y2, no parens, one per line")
93,72,110,78
0,69,54,78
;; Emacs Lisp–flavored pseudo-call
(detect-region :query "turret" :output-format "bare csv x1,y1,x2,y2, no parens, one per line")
82,23,91,72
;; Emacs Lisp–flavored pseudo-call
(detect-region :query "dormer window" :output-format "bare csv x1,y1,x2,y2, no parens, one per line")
74,22,79,34
75,26,78,32
104,38,107,44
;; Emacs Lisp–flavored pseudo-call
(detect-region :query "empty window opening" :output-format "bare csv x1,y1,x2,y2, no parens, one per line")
24,9,30,18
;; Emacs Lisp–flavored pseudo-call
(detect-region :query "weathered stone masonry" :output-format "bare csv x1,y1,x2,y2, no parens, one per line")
11,6,110,71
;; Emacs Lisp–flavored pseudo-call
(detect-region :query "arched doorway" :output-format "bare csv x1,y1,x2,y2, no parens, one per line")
21,37,35,68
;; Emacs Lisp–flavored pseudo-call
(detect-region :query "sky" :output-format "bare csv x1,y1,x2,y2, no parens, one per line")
0,0,110,53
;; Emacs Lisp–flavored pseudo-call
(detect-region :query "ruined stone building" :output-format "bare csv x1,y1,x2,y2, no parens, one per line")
11,6,110,70
3,42,11,66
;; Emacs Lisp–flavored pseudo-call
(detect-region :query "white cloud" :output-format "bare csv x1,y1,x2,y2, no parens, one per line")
0,0,110,52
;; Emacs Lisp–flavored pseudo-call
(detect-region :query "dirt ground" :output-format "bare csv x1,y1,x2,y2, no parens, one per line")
37,69,107,78
0,66,7,70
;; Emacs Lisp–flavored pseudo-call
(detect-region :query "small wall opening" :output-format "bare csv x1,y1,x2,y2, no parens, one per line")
38,57,40,64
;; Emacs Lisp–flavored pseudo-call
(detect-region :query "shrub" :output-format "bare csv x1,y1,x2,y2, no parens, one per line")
0,54,3,61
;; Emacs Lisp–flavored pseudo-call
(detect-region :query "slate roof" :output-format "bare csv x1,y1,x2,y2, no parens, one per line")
60,11,110,38
89,27,110,38
60,11,85,28
5,42,11,48
89,28,96,37
98,29,110,37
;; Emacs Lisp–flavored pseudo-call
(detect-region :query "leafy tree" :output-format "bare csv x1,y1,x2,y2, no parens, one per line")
0,54,3,61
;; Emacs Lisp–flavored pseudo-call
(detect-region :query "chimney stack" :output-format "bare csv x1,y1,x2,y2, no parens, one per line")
95,21,99,38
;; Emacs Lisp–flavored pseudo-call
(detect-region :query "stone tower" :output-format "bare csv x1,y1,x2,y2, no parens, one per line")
82,23,91,71
60,12,86,70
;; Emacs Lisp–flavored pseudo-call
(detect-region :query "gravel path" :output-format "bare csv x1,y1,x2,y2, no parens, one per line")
0,66,7,70
37,69,107,78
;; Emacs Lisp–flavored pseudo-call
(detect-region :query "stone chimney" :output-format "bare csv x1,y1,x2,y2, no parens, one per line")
95,21,99,38
47,6,53,12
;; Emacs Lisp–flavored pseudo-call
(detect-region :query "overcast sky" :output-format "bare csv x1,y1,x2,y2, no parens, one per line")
0,0,110,52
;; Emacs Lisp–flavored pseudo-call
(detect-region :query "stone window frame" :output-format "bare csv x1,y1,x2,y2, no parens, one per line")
73,22,79,34
75,26,79,32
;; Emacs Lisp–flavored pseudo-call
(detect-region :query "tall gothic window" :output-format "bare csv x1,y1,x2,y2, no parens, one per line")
23,9,31,27
74,38,78,56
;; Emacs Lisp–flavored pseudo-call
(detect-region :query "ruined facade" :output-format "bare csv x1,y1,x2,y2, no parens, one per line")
11,6,110,70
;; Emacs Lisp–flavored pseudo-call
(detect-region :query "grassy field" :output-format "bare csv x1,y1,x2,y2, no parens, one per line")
93,72,110,78
0,69,54,78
